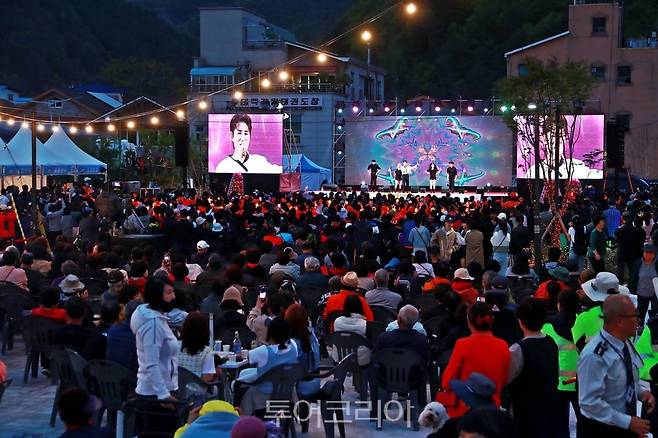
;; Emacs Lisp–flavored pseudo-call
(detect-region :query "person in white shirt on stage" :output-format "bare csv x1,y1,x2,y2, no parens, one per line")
214,114,282,174
400,160,418,191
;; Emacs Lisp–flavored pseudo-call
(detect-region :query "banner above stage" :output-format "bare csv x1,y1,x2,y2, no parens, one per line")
344,116,514,188
235,95,323,109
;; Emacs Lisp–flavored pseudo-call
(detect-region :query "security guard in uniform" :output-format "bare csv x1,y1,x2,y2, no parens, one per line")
578,294,655,437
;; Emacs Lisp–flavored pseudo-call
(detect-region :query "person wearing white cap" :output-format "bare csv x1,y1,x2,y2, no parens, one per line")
490,216,511,268
191,240,210,269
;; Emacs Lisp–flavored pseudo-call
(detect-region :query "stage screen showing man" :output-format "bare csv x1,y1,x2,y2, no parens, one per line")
515,114,604,180
208,113,283,174
345,116,513,188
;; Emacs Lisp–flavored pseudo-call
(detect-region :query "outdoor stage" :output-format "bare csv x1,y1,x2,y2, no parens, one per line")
314,189,510,201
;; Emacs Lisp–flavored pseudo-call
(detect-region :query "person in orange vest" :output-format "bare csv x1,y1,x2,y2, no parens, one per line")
0,204,18,245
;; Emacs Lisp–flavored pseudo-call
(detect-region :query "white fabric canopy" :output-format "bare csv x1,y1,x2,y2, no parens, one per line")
43,128,106,174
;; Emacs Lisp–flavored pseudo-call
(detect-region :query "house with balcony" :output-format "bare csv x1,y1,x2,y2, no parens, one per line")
505,0,658,178
188,7,386,176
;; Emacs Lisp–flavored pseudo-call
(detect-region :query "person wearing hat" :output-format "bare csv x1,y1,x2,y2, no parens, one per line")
59,274,87,302
578,294,655,437
101,269,126,305
452,268,479,305
628,243,658,325
542,289,583,437
508,297,559,438
535,266,571,301
215,286,247,332
573,272,632,351
323,271,374,328
191,240,211,269
173,400,240,438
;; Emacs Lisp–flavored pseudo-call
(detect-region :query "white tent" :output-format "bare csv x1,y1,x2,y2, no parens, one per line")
43,127,106,175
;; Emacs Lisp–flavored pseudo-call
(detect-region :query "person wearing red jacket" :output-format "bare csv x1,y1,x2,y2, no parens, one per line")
451,268,479,305
436,302,510,418
323,272,374,328
0,204,17,243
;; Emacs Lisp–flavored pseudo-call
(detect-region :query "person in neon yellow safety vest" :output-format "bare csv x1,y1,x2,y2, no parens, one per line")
573,272,633,352
542,289,583,438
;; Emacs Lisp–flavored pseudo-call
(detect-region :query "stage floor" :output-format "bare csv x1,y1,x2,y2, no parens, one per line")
313,190,509,201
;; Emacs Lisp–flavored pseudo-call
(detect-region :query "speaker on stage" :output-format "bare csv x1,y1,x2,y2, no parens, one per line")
174,126,190,167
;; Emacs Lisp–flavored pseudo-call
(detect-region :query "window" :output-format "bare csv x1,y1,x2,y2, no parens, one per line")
591,65,606,80
48,99,63,108
592,17,607,35
616,113,631,133
518,64,528,77
617,65,632,85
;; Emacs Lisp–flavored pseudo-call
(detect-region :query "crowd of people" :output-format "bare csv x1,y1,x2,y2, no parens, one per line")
3,180,658,437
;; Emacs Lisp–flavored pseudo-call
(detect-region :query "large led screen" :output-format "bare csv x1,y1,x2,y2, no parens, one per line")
345,116,513,187
515,114,604,179
208,113,283,174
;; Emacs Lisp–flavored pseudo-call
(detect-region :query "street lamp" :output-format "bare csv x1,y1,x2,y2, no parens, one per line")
361,30,372,109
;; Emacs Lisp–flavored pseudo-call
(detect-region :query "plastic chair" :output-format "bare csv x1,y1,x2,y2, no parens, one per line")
369,348,428,431
246,363,306,438
370,305,397,324
0,378,12,405
120,397,191,438
325,331,373,401
23,315,62,383
299,353,357,438
48,346,89,427
85,359,137,427
217,326,255,349
0,284,34,354
177,366,222,404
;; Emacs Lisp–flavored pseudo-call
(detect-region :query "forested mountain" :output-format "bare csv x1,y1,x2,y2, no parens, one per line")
1,0,656,100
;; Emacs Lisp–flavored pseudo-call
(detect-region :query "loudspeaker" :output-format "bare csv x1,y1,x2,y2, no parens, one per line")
606,120,624,167
174,126,190,167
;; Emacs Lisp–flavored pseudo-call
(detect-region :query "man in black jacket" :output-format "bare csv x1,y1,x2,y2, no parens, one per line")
367,160,381,189
615,212,646,283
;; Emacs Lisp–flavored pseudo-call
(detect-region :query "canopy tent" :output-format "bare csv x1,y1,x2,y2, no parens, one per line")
43,128,106,174
0,125,106,177
282,154,331,190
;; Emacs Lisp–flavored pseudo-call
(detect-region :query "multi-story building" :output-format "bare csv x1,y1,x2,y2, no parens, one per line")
505,0,658,178
188,7,386,182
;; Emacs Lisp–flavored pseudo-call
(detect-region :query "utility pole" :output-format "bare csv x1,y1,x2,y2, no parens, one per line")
533,114,542,266
31,113,38,236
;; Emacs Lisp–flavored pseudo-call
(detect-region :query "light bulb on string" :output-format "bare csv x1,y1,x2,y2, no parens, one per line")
7,119,15,126
52,125,60,132
278,71,289,81
261,78,271,88
69,126,78,134
176,109,185,120
107,124,116,132
405,3,417,15
233,90,243,100
85,125,93,133
150,116,159,125
198,100,208,110
37,124,45,132
317,53,327,63
21,121,28,128
127,121,136,129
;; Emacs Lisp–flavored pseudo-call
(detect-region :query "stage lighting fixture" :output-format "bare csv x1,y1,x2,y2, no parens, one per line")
400,109,406,113
352,105,359,113
368,108,374,114
484,108,489,113
337,108,343,114
467,105,474,112
500,105,508,112
435,106,441,112
528,103,537,110
511,105,517,111
384,106,391,112
415,106,422,112
451,108,456,113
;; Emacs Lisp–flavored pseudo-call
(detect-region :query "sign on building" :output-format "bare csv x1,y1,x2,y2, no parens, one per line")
236,96,322,109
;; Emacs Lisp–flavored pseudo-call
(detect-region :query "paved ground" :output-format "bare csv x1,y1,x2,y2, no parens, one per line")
0,334,427,438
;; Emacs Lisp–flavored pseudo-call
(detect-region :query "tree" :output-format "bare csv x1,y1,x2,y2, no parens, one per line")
497,57,596,258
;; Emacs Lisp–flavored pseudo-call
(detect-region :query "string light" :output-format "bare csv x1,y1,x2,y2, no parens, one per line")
261,78,271,88
36,124,45,132
150,116,159,125
69,126,78,134
52,125,60,132
7,119,15,126
467,105,474,112
198,101,208,110
384,106,391,112
415,106,422,112
233,90,243,100
85,125,93,133
278,71,289,81
176,110,185,120
435,106,441,112
405,3,417,14
21,121,28,128
352,105,359,113
317,53,327,63
107,124,116,132
127,121,136,129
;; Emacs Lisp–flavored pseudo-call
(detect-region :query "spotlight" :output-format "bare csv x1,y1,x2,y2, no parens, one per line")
484,108,489,113
85,125,93,133
278,71,289,81
467,106,474,112
261,78,271,88
233,90,243,100
150,116,159,125
528,103,537,110
415,106,422,112
435,106,441,112
400,109,405,114
317,53,327,63
511,105,517,111
69,126,78,134
451,108,456,113
384,106,391,112
198,101,208,110
368,108,374,114
352,105,359,113
107,124,116,132
500,105,508,112
127,121,136,129
337,108,343,114
176,109,185,119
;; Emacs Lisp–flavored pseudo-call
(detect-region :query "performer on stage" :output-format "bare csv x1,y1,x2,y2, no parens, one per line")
446,161,458,191
426,160,440,192
367,159,381,189
400,160,418,191
393,164,403,191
